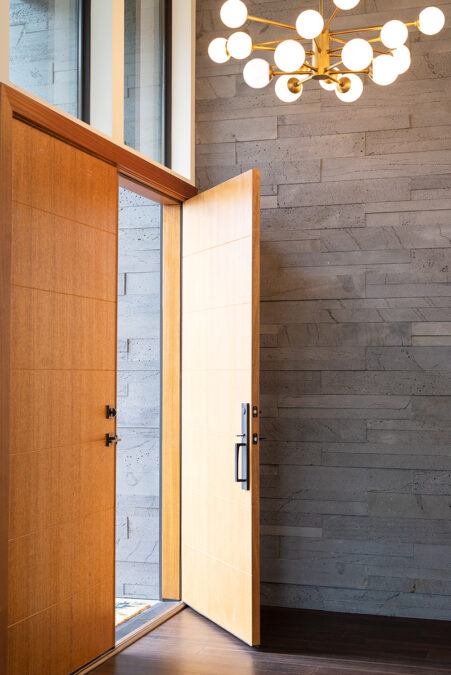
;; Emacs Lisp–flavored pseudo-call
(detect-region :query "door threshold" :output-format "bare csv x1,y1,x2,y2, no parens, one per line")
73,601,185,674
115,600,177,641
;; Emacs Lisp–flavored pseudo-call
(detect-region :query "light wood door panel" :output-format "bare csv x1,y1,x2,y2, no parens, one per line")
10,370,116,453
181,170,260,646
8,579,113,675
12,119,117,233
7,119,117,674
12,204,116,301
11,287,116,370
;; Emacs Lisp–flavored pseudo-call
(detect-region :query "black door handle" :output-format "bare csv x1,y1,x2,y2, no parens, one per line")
106,433,121,447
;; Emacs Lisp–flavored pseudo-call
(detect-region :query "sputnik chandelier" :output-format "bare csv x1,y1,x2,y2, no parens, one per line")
208,0,446,103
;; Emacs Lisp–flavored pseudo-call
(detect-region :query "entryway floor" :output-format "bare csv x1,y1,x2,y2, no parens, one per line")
115,598,159,626
96,606,451,674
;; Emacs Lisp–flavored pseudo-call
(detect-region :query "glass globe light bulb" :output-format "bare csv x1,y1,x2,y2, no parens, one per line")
380,20,409,48
391,45,411,74
220,0,248,28
336,73,363,102
341,38,373,70
333,0,360,9
418,6,445,34
371,53,398,85
226,31,252,59
208,37,230,63
319,70,340,91
274,40,306,72
243,58,271,88
275,75,303,102
296,10,324,39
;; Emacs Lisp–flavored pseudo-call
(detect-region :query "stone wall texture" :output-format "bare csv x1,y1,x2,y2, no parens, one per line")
116,188,161,600
196,0,451,620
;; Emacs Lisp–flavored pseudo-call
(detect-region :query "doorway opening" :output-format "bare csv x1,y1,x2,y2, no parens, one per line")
115,185,164,637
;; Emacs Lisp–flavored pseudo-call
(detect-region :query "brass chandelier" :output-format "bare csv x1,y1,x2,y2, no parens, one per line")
208,0,446,103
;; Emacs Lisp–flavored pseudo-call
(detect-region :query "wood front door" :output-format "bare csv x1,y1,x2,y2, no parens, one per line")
181,170,261,646
7,118,118,674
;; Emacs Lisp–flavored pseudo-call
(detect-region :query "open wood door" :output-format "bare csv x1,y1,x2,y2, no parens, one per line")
181,170,261,646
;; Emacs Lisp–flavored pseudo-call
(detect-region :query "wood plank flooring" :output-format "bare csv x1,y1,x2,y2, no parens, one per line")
93,606,451,674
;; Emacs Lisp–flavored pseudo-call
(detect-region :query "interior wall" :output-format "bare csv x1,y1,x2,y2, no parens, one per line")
196,0,451,620
116,187,161,600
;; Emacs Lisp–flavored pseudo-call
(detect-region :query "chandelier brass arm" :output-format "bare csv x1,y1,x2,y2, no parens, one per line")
247,15,297,31
209,0,446,103
330,20,418,36
324,7,340,32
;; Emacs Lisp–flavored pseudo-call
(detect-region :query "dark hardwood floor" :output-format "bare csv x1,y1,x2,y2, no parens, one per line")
93,606,451,674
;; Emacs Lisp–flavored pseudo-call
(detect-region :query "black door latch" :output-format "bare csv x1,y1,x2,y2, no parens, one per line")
106,433,121,447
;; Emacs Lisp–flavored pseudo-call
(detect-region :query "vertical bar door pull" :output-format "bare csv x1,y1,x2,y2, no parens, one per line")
235,403,250,490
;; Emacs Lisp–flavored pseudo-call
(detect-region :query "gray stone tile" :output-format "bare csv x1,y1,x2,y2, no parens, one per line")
279,178,411,208
367,347,451,371
196,116,277,143
368,493,451,519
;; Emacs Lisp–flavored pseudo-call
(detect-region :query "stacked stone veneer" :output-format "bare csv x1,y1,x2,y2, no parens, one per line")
116,188,161,600
196,0,451,620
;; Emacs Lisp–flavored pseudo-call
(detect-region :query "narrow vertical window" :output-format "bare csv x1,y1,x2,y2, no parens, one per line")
124,0,164,162
10,0,80,117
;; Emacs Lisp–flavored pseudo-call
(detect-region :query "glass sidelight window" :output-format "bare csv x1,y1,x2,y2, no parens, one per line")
10,0,81,118
115,186,162,632
124,0,164,162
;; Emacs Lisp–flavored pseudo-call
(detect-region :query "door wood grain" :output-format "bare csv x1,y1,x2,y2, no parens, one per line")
181,170,261,646
7,119,118,674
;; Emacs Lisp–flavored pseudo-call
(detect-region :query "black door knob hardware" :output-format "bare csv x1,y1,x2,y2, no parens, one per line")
106,433,121,447
106,405,117,419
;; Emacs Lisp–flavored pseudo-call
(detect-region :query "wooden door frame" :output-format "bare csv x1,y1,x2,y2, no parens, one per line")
0,82,192,671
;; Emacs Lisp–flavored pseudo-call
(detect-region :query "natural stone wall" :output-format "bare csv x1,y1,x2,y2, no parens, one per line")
116,188,161,600
196,0,451,620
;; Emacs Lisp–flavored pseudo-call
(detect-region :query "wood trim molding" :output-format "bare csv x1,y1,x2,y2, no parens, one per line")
251,169,261,646
161,205,182,600
0,82,197,203
0,80,12,675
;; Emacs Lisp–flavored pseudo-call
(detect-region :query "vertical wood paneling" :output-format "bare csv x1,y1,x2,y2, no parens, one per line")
7,119,118,674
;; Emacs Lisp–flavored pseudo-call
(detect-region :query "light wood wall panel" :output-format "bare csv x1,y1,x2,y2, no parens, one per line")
7,119,118,674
